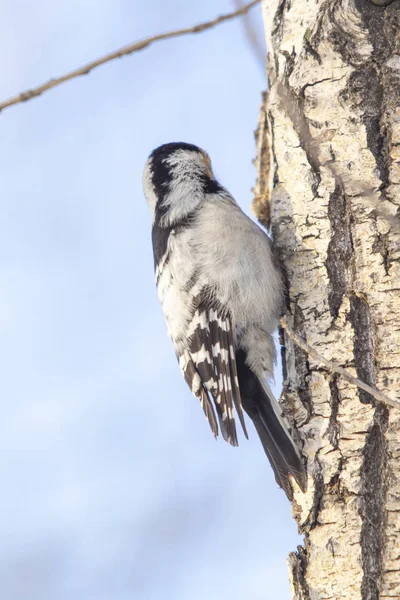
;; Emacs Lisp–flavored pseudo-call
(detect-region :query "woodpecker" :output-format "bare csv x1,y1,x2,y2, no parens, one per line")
143,142,306,499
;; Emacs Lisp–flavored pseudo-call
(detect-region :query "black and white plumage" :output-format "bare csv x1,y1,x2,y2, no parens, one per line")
143,142,306,500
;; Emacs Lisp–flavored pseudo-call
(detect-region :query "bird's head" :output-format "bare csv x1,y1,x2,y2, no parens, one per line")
143,142,221,225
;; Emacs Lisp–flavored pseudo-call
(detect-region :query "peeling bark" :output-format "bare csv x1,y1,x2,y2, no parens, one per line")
254,1,400,598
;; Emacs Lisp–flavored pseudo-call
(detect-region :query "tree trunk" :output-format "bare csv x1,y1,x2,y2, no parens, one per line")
253,1,400,598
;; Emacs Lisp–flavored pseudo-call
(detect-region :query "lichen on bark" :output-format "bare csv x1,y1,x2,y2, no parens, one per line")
255,1,400,598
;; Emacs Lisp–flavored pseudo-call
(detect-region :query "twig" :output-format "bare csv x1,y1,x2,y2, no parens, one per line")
232,0,265,69
0,0,261,114
281,317,399,409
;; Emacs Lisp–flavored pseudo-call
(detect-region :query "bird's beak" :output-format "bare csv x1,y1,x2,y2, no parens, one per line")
203,153,215,180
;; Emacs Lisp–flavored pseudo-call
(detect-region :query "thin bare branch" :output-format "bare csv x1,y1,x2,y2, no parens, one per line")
0,0,261,114
232,0,265,69
281,317,399,410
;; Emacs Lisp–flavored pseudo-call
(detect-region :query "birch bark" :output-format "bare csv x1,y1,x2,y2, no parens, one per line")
253,1,400,598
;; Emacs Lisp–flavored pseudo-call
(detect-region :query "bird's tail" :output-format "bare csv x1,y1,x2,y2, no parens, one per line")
236,350,307,500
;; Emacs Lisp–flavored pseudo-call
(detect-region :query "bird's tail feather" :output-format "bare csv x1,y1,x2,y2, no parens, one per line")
253,398,306,500
236,350,306,500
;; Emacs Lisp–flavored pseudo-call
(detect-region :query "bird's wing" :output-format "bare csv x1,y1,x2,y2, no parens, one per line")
179,292,248,446
178,350,219,439
152,223,247,445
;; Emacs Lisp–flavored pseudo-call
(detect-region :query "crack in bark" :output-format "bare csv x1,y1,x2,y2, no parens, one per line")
328,374,340,449
302,455,325,532
288,546,311,600
293,303,314,423
351,1,400,196
345,65,389,192
348,294,389,598
300,77,332,94
326,185,354,318
372,231,391,275
268,110,280,187
303,34,322,65
349,295,377,406
281,47,297,80
359,404,389,600
271,0,288,74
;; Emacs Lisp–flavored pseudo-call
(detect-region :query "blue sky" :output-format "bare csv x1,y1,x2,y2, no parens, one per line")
1,1,301,598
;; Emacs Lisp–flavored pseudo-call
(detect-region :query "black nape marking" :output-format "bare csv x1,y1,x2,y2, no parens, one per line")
203,178,224,195
151,222,172,270
151,212,196,271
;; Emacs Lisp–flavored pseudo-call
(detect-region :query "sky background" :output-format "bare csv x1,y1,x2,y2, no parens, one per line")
1,1,302,598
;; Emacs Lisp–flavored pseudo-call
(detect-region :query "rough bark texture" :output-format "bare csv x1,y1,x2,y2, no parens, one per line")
254,1,400,598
